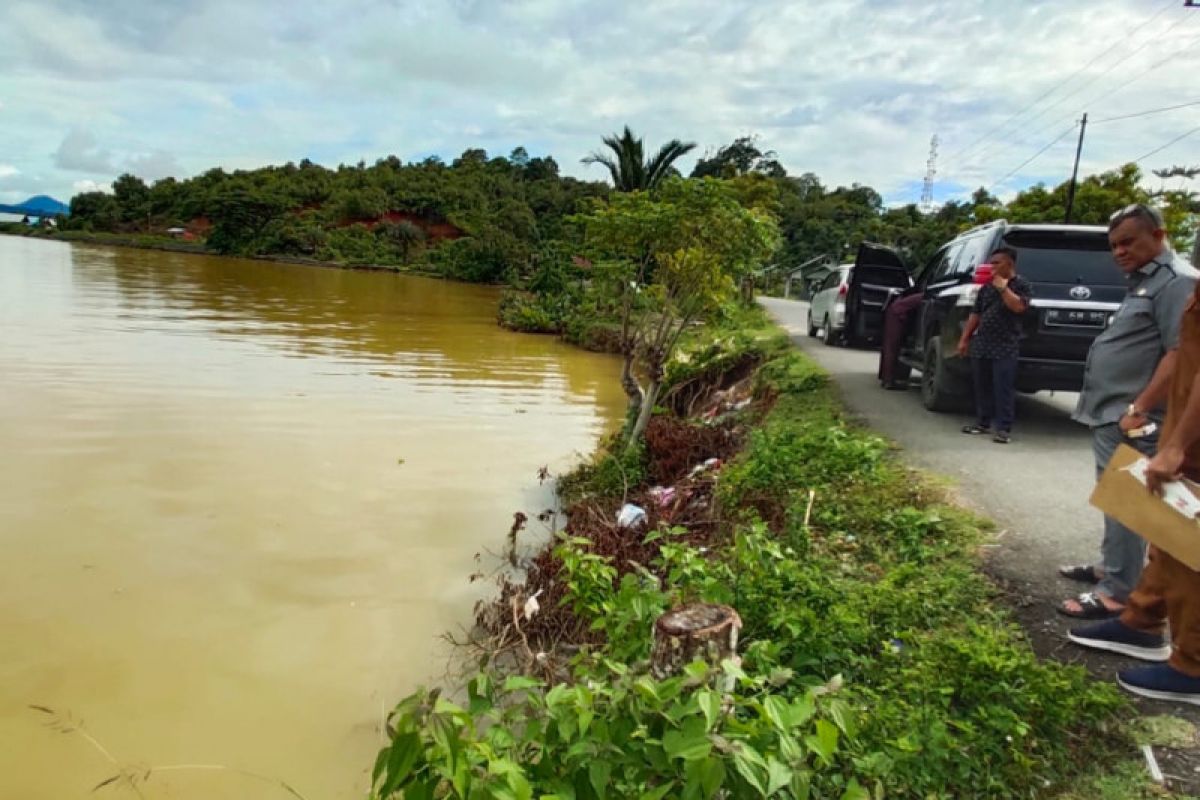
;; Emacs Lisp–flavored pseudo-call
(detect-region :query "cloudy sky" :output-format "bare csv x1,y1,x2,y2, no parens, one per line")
0,0,1197,207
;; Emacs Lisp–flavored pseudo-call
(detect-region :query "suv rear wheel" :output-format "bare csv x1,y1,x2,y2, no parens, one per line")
921,338,966,412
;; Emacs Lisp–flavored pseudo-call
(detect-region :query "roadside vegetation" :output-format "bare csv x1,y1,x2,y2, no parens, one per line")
371,305,1178,798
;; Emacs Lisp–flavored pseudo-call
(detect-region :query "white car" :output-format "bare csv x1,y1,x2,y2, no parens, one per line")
806,264,852,345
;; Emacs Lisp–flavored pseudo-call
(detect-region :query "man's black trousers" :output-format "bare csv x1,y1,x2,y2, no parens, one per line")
972,356,1018,432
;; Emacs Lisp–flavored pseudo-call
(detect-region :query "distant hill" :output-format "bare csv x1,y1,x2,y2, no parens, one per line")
0,195,69,217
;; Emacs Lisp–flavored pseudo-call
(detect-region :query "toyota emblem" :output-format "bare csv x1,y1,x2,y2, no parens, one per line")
1070,285,1092,300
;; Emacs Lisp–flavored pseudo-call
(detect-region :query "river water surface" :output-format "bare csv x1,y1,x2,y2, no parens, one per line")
0,237,623,798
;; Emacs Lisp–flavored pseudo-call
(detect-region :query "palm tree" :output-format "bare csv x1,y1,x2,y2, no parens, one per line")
582,127,697,192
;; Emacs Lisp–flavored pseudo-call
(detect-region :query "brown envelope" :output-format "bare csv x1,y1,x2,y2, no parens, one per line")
1090,443,1200,570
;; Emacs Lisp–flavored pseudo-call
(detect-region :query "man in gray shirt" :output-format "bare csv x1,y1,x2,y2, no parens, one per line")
1060,204,1195,619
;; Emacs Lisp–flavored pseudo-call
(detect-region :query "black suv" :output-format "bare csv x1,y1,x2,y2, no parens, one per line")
847,220,1129,411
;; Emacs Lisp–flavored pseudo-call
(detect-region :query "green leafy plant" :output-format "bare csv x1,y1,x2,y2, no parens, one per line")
374,660,871,800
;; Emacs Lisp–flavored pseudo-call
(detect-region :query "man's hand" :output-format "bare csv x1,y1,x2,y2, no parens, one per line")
1147,444,1185,496
956,338,969,357
1119,411,1148,434
991,274,1010,291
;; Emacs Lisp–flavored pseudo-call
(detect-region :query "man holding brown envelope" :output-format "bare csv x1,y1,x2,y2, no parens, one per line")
1059,204,1194,618
1069,260,1200,705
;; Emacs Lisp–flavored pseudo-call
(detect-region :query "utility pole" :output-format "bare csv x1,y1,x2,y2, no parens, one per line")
1064,113,1088,224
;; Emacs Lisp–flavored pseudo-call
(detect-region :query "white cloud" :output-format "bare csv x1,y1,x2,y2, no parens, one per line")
0,0,1196,205
126,151,184,182
54,128,116,173
0,164,18,179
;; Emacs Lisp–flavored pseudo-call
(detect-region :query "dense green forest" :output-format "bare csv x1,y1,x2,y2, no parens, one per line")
53,133,1198,288
62,149,605,283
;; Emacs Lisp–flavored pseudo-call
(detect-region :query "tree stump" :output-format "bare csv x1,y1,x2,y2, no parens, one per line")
651,603,742,680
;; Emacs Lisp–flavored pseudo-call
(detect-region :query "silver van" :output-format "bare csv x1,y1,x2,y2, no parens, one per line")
806,264,852,345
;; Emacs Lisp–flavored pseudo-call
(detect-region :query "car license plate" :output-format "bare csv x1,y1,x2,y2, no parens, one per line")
1044,308,1108,328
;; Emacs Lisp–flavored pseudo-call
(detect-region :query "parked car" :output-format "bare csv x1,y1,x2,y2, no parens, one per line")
848,220,1167,411
806,264,851,345
807,262,910,346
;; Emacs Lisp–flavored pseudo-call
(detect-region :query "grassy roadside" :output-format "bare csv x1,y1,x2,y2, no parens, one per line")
371,304,1183,799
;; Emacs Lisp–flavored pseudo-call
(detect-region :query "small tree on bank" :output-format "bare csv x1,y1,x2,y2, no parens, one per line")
573,177,780,448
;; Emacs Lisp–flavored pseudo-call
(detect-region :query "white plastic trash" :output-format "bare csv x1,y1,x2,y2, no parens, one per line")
523,589,544,621
616,503,648,529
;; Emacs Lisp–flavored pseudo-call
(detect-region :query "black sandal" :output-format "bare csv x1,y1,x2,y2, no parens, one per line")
1058,564,1101,585
1057,592,1123,620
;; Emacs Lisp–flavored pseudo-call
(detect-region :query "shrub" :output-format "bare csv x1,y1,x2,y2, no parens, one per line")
317,224,391,265
374,660,872,800
331,187,388,222
717,421,887,528
562,316,624,353
376,218,426,262
497,288,581,334
557,438,646,505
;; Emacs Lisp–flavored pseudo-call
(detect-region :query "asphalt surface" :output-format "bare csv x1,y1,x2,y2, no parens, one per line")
760,296,1098,600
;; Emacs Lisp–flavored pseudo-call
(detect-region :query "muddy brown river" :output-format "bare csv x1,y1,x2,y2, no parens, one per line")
0,236,623,798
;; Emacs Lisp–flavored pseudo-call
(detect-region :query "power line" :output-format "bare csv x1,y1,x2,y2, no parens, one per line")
964,18,1200,174
1092,98,1200,124
942,0,1179,166
987,124,1080,193
1074,29,1200,116
999,9,1196,136
1133,123,1200,164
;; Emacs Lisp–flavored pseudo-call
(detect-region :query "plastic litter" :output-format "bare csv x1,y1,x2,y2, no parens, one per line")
648,486,677,508
689,457,723,478
616,503,648,530
1142,744,1164,784
523,588,544,621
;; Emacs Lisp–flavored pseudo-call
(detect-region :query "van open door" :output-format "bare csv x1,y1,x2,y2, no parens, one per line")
844,242,912,346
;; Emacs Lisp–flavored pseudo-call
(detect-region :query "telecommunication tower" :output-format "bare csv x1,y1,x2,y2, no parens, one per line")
920,135,939,212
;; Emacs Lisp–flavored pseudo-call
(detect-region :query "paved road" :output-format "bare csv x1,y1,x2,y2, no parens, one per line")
761,296,1098,599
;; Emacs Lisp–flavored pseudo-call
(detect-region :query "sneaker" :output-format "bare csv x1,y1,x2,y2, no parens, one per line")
1068,619,1170,662
1118,664,1200,706
993,431,1011,444
961,425,991,435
